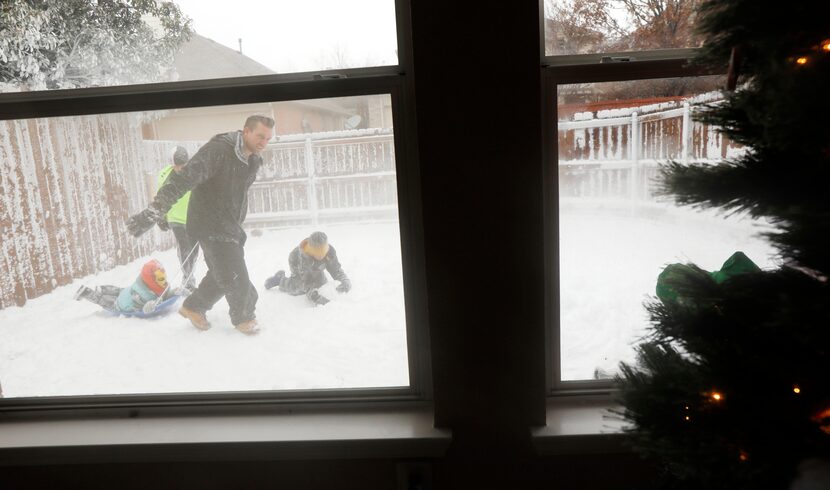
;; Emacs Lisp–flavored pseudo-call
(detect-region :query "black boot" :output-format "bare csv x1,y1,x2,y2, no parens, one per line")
264,270,285,290
73,286,92,301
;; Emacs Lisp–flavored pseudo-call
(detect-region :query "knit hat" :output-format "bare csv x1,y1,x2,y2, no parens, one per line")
302,231,329,260
172,146,189,166
140,259,167,296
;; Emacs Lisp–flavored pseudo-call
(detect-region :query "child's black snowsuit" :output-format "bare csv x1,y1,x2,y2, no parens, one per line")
278,242,349,303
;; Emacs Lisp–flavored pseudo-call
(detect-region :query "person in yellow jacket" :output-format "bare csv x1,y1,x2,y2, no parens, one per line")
157,146,200,292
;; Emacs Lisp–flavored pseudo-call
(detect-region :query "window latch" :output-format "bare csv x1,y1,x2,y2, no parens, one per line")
600,56,634,63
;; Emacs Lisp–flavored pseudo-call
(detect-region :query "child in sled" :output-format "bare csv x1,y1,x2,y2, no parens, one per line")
263,231,351,305
74,259,172,314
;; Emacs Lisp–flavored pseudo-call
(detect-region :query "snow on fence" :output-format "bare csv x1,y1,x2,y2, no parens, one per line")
245,130,398,227
558,98,743,201
0,114,175,309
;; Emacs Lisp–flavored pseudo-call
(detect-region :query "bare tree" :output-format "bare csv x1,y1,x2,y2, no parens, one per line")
545,0,623,55
612,0,703,50
545,0,716,101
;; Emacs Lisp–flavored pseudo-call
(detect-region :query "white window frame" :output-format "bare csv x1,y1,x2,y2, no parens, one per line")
0,0,432,416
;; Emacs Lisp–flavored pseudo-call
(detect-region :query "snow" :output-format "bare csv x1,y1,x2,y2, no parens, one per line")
277,128,394,143
559,199,778,380
0,222,408,397
0,204,780,397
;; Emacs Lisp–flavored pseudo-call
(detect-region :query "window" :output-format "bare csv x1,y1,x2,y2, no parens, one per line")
0,0,398,93
0,0,428,410
542,8,774,393
543,0,703,57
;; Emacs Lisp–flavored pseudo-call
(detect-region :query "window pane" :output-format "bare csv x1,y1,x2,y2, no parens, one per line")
544,0,703,56
0,94,409,397
556,77,777,381
0,0,398,93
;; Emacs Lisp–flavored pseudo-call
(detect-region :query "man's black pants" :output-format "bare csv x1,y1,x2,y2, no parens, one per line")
183,239,257,325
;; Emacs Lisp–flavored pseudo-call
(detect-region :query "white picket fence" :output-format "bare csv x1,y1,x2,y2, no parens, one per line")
148,129,399,229
247,129,398,227
558,100,742,201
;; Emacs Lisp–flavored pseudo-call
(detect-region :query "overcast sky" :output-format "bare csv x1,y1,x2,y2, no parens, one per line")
172,0,398,74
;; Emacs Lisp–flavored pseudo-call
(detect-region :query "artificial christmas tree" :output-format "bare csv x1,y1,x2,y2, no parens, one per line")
617,1,830,489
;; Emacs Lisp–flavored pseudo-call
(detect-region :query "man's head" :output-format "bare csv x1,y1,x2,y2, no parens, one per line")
172,146,189,172
242,115,275,155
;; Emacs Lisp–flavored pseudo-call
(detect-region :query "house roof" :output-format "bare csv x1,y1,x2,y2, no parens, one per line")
174,33,275,81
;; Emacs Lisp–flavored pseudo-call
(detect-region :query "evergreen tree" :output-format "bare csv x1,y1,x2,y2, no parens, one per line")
617,1,830,489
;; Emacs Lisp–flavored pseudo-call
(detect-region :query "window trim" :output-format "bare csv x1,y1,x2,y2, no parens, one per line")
543,58,727,395
543,48,701,67
0,0,431,415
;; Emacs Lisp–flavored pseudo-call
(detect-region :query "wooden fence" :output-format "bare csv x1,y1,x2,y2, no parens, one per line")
0,114,177,309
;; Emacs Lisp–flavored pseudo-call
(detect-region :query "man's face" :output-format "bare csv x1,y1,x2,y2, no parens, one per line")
242,122,274,155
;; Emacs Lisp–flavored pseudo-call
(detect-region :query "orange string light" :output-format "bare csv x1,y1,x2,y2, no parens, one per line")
711,392,724,402
796,56,809,65
793,385,801,394
822,40,830,52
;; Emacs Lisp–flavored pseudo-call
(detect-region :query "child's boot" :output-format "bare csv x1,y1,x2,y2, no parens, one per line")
264,270,285,290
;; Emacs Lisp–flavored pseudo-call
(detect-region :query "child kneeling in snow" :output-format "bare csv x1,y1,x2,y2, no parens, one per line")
74,259,171,313
263,231,351,305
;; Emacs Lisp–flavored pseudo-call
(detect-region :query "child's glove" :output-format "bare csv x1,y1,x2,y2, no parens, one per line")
336,278,352,293
127,205,164,237
307,289,330,305
157,220,170,232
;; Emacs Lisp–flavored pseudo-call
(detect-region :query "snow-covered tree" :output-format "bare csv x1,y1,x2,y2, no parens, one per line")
0,0,192,91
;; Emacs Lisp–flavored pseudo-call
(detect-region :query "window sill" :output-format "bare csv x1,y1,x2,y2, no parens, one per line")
531,396,631,455
0,405,450,465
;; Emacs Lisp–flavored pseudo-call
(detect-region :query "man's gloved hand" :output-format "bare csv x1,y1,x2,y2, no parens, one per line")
336,278,352,293
127,206,164,237
157,220,170,232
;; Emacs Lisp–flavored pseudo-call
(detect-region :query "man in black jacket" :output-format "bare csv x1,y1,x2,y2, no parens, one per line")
127,115,275,335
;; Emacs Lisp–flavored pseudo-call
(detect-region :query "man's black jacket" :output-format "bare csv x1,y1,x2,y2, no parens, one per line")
152,131,262,245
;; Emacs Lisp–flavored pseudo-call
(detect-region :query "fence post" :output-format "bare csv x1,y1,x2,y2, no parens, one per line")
629,112,639,201
681,101,691,164
304,137,319,226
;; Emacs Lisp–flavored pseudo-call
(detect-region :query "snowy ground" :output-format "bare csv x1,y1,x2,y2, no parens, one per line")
0,222,409,398
0,209,779,398
559,199,778,380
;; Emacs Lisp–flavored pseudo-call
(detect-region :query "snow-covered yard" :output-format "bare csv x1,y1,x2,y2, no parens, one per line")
0,209,777,398
559,200,778,380
0,222,409,397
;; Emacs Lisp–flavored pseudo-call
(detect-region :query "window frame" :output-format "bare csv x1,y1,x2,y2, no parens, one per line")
541,15,726,394
0,0,432,415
